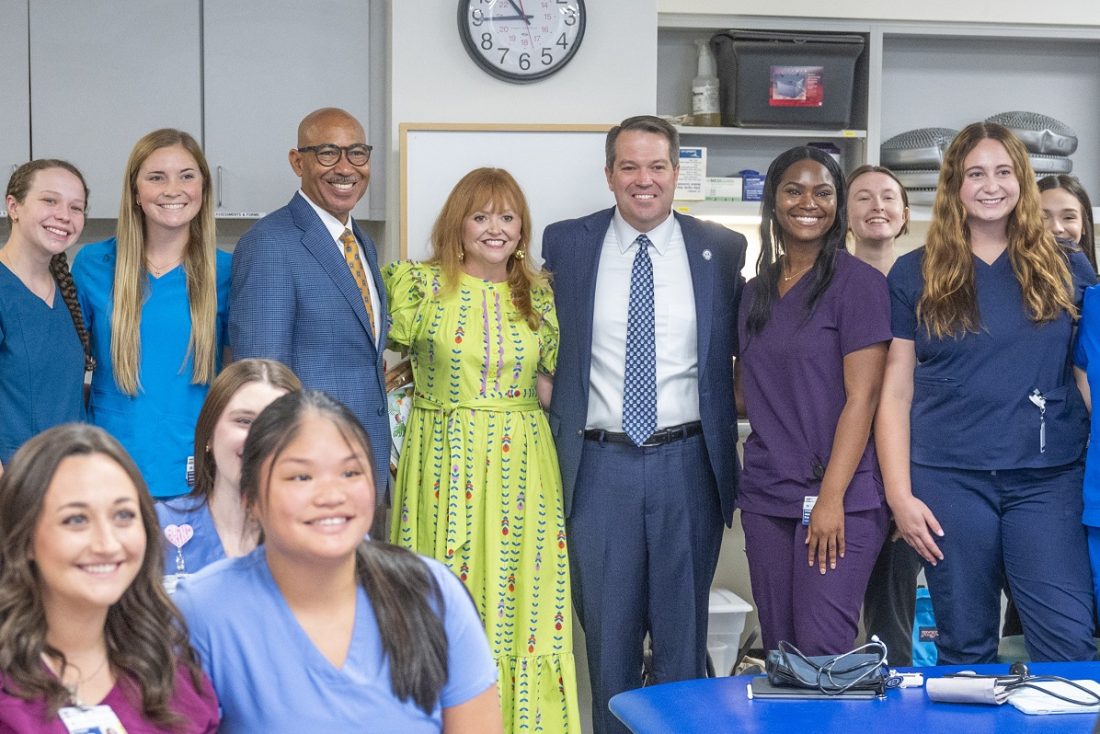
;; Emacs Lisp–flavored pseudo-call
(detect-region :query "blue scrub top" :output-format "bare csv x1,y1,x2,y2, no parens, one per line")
72,238,231,497
889,247,1095,470
175,546,497,734
156,495,226,583
0,263,84,464
1073,284,1100,527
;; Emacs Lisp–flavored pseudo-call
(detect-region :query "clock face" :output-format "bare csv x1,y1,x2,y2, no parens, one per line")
459,0,586,83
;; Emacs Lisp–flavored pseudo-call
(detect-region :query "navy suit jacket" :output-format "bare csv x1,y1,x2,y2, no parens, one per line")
542,208,745,525
229,192,391,495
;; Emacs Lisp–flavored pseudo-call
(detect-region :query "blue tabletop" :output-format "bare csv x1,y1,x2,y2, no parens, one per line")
609,662,1100,733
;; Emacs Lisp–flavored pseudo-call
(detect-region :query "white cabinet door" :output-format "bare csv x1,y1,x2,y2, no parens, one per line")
203,0,374,219
28,0,202,219
0,0,30,216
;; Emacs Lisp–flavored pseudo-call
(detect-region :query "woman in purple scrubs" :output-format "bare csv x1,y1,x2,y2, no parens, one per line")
735,146,892,655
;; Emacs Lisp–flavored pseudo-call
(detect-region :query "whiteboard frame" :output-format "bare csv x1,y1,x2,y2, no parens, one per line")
399,122,613,261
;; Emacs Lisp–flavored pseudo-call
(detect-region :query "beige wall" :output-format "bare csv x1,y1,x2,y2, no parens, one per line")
384,1,658,259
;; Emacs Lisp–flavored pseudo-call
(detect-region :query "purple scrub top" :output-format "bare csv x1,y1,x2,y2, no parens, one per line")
737,250,891,518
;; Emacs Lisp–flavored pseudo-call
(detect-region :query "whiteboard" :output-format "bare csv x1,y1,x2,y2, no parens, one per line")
400,123,614,262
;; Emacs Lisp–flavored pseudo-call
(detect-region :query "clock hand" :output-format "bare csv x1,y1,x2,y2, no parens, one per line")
516,0,535,48
492,14,534,21
506,0,532,25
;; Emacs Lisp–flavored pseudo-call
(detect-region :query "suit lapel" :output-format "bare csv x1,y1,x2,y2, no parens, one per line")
678,213,715,374
291,195,378,347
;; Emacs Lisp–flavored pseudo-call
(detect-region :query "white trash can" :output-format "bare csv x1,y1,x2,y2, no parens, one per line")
708,588,752,676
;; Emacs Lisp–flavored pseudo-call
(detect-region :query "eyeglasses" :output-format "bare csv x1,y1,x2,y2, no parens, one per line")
296,143,372,167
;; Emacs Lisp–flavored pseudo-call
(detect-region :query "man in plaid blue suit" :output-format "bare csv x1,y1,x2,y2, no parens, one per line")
229,108,390,500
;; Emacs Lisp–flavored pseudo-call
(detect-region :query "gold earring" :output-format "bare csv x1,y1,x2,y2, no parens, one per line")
514,248,525,260
458,248,465,262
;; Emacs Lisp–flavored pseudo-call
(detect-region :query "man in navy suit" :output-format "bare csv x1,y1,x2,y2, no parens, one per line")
229,107,389,498
542,115,746,734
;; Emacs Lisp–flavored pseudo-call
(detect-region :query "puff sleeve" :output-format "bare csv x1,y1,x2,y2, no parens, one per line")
532,284,559,376
382,260,432,350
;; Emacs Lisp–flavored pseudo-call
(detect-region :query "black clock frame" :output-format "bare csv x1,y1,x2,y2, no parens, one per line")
457,0,587,84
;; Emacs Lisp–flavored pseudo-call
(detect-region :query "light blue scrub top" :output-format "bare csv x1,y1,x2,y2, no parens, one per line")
72,238,231,497
156,495,226,585
175,546,497,733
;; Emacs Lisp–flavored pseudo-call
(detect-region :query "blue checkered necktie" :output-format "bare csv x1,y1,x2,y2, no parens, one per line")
622,234,657,446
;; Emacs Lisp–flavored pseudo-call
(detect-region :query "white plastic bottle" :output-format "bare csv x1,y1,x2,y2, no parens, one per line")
692,39,721,127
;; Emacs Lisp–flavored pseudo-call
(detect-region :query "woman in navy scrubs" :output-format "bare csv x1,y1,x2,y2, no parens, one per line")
877,121,1097,663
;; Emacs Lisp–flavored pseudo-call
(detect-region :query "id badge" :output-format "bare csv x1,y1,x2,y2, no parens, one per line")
58,704,128,734
802,495,818,526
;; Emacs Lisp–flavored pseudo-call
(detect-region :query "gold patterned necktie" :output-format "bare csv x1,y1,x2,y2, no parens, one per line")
340,227,376,340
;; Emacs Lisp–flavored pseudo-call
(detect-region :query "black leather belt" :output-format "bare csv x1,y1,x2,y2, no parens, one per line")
584,421,703,447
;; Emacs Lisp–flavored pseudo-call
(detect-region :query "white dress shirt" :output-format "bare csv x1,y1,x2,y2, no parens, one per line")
586,210,700,431
299,190,382,341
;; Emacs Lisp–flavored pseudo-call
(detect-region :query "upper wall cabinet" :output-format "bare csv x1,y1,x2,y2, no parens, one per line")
29,0,203,219
203,0,377,219
12,1,381,221
0,0,30,217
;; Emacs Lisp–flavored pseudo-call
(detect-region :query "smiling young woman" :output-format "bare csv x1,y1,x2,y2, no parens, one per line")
0,161,94,473
173,390,503,733
0,424,217,732
72,129,232,499
735,145,892,656
155,359,302,589
877,122,1097,664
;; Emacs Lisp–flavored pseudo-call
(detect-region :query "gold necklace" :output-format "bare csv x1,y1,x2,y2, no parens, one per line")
782,262,813,282
146,256,182,277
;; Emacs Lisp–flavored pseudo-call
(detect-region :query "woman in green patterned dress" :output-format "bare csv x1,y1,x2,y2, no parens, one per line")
383,168,579,733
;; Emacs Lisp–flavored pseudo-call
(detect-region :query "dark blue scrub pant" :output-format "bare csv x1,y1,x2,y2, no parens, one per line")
568,433,723,734
913,460,1095,663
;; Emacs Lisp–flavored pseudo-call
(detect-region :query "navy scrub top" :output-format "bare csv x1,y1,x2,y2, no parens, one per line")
888,246,1096,471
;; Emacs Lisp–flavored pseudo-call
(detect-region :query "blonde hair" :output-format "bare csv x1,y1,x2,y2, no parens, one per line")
919,122,1075,338
112,129,218,395
428,167,547,330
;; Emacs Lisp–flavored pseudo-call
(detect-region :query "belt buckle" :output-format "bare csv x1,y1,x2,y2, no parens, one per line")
640,429,667,448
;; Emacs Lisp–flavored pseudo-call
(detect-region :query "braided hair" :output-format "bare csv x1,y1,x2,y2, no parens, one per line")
5,160,93,372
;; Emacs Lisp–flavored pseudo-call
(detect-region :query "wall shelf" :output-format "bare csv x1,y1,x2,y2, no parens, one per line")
675,125,866,139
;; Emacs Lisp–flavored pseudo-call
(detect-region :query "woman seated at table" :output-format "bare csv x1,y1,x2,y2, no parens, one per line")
0,424,217,732
174,390,503,733
156,358,301,589
736,146,891,655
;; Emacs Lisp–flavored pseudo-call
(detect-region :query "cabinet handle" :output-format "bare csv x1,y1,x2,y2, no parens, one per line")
216,165,223,209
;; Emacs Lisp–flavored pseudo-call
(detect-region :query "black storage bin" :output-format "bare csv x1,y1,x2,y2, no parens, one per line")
710,31,865,128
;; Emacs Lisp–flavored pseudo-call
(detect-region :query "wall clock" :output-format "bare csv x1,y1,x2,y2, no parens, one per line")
458,0,586,83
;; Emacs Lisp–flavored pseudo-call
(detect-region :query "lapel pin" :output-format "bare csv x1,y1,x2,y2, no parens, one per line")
702,249,713,260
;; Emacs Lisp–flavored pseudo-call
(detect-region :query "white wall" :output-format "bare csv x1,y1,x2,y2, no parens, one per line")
384,1,658,259
659,0,1100,26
